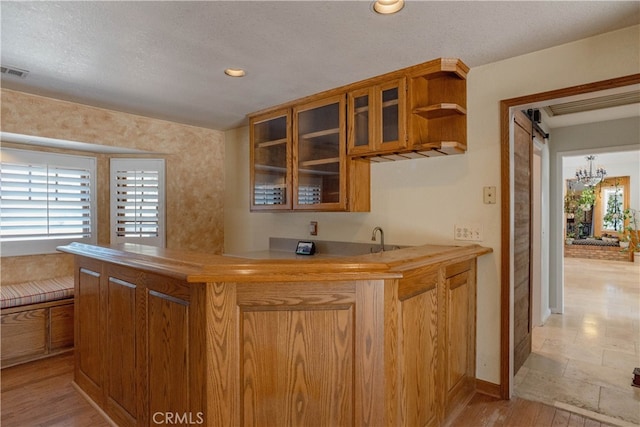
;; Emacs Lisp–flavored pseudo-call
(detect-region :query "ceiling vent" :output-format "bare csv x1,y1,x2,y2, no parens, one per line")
544,91,640,116
0,65,29,78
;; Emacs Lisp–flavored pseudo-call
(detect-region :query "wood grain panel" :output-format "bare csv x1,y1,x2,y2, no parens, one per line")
447,275,469,392
236,281,355,307
513,110,533,376
148,290,190,421
144,272,191,303
356,280,385,426
206,282,238,426
1,309,46,360
445,260,471,278
77,267,102,389
399,286,438,427
348,157,371,212
106,276,137,421
398,270,438,301
50,303,74,350
241,307,354,427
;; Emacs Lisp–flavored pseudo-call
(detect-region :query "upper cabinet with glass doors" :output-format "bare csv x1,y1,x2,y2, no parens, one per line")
250,109,291,210
348,78,407,157
250,97,369,213
247,58,468,212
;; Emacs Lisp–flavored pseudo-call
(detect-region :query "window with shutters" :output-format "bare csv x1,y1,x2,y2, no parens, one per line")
110,158,165,247
0,148,97,256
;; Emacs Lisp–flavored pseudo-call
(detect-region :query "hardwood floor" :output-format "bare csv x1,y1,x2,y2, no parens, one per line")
1,352,617,427
1,353,110,427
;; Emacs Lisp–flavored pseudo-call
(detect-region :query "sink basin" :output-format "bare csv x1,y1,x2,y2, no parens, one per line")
225,238,410,260
305,240,407,256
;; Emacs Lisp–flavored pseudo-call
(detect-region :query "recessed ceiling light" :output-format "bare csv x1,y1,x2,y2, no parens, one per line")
373,0,404,14
224,68,246,77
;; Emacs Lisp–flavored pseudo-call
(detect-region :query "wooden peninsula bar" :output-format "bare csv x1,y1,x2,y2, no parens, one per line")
57,242,492,427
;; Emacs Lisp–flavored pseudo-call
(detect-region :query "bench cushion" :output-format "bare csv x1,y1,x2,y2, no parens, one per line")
0,276,74,309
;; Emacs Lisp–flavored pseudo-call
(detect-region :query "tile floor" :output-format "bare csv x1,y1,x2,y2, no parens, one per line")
514,257,640,426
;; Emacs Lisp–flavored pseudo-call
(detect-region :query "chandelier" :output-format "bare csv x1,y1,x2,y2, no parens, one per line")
575,155,606,187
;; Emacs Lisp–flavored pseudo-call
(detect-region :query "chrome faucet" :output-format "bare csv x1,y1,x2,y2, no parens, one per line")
371,226,385,252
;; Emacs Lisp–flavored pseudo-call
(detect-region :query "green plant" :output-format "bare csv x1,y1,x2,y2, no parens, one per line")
622,208,640,252
602,180,623,231
578,187,596,211
564,187,579,215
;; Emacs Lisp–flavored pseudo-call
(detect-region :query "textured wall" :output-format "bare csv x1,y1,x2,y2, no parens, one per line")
1,89,225,284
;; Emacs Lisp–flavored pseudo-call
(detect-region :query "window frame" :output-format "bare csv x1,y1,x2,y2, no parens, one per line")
0,148,97,256
594,176,630,235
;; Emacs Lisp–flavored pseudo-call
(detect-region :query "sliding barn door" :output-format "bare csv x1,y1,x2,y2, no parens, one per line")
513,110,533,375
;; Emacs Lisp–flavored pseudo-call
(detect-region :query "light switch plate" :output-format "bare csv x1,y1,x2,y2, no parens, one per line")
483,186,496,204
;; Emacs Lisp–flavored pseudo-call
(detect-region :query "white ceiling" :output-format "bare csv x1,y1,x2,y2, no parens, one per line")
564,150,640,169
1,1,639,131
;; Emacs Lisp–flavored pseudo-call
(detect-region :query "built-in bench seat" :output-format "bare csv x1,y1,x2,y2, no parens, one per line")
1,276,74,368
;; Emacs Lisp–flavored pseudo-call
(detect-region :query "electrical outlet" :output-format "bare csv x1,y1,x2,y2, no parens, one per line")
454,223,483,241
309,221,318,236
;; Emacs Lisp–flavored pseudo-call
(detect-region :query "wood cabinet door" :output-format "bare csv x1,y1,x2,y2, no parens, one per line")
348,78,406,157
250,109,292,211
237,281,357,426
75,261,105,406
347,86,374,156
444,260,476,415
293,94,347,211
398,270,440,427
375,78,407,153
105,267,140,426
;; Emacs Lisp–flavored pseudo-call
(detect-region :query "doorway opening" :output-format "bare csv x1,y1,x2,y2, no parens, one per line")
499,74,640,401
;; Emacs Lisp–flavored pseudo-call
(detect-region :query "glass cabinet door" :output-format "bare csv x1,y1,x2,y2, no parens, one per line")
293,94,346,210
347,78,406,157
347,87,373,156
376,78,406,152
250,110,291,210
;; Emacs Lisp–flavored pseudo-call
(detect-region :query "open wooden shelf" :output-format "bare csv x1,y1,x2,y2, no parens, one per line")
414,140,466,155
413,103,466,119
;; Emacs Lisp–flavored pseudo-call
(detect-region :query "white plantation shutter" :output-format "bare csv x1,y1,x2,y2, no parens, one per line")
0,148,96,255
110,159,165,246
